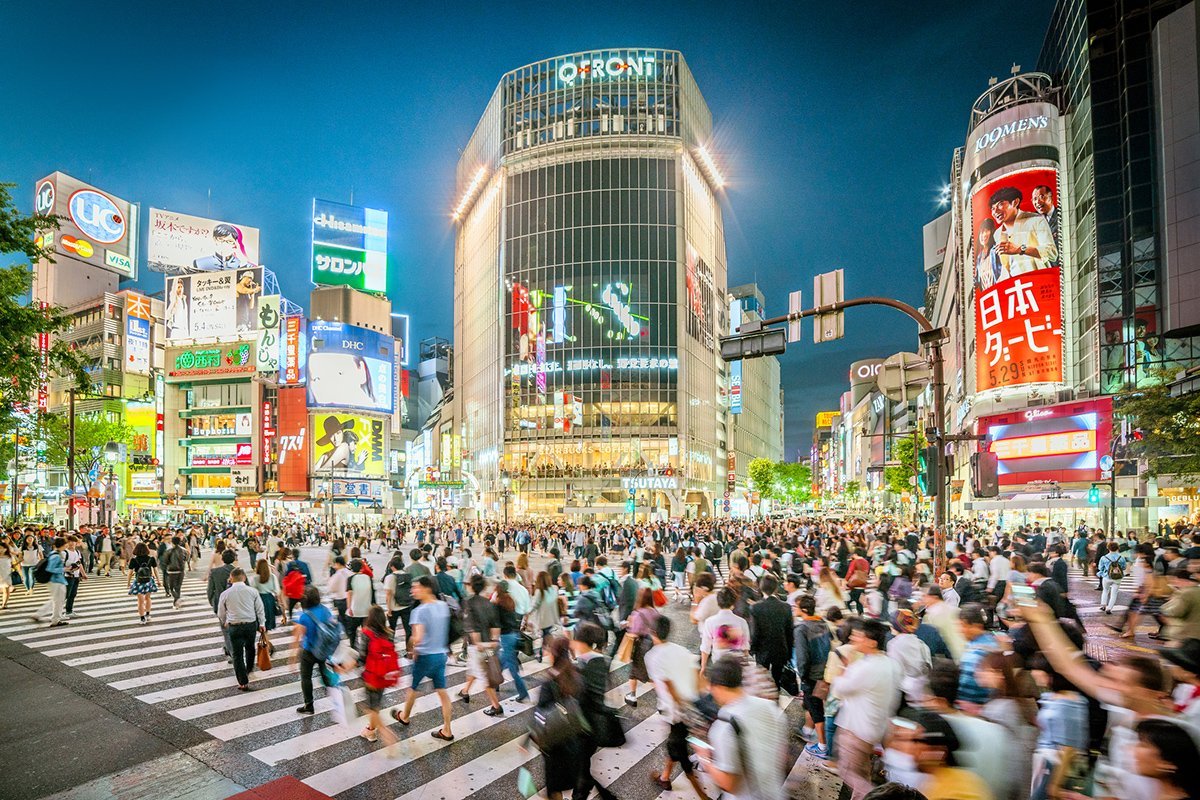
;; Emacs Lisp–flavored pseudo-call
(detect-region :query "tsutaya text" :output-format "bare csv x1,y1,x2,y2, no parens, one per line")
557,55,657,86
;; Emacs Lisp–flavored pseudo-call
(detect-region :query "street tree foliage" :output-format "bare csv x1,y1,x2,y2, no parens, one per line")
773,461,813,505
0,182,89,429
884,431,927,497
1117,373,1200,478
842,480,861,501
748,457,777,500
42,413,135,492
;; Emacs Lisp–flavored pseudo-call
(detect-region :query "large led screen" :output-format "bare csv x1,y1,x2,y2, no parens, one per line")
311,413,386,477
978,397,1112,486
307,321,395,414
971,167,1063,391
311,199,388,293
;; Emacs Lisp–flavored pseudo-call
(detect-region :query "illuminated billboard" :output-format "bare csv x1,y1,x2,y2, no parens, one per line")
148,208,260,275
311,199,388,293
277,387,309,493
256,295,281,375
686,242,716,352
165,267,262,343
978,397,1112,486
35,172,136,278
123,293,152,375
307,321,395,414
311,413,386,477
281,316,307,385
166,342,257,381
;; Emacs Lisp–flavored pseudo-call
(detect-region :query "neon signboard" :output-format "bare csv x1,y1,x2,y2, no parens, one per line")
990,429,1096,460
978,397,1112,486
557,55,657,86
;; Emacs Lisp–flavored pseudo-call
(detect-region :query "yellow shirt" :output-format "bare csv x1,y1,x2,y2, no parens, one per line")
922,766,994,800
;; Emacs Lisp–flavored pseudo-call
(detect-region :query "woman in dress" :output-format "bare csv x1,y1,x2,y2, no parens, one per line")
127,542,159,624
0,537,15,608
533,635,582,800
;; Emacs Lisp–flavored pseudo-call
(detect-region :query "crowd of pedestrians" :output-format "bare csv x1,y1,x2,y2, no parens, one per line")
5,514,1200,800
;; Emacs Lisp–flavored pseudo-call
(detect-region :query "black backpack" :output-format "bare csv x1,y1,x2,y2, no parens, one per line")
32,556,53,584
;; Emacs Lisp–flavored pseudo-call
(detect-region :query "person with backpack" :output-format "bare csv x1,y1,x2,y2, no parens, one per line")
390,576,456,740
1099,541,1127,614
292,584,341,714
29,536,68,627
573,575,614,644
281,549,311,620
358,606,401,747
793,594,832,759
459,573,505,716
383,556,413,649
162,536,188,609
127,542,159,625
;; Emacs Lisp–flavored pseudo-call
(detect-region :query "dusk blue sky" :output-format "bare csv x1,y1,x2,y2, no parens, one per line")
0,0,1055,456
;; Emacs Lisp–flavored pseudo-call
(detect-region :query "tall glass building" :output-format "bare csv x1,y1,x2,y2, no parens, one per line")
1039,0,1200,393
452,49,735,519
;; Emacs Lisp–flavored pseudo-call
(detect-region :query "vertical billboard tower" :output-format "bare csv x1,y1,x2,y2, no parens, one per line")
452,49,729,519
962,74,1069,398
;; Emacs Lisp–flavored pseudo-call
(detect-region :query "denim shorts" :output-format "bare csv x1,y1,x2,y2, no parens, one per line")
410,652,448,690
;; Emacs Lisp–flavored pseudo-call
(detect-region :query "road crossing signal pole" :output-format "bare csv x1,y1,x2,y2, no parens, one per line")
721,288,951,574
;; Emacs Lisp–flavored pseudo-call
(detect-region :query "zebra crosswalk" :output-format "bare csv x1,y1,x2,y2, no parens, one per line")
0,555,808,800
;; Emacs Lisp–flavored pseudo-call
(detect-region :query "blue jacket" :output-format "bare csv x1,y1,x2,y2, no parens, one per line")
47,551,66,585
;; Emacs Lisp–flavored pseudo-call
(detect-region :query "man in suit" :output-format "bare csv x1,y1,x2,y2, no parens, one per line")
749,574,794,690
1028,563,1079,623
207,549,237,658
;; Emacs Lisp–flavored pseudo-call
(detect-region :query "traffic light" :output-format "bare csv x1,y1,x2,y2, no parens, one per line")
1088,484,1101,504
970,452,999,498
917,445,940,495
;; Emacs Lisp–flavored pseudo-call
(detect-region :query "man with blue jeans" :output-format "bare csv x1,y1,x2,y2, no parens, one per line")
31,537,68,627
1098,541,1127,614
391,576,455,741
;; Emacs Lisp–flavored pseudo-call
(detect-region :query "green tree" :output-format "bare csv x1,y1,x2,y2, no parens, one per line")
843,480,861,504
747,457,777,515
0,183,90,434
773,461,813,505
42,413,135,492
1116,373,1200,478
884,431,926,496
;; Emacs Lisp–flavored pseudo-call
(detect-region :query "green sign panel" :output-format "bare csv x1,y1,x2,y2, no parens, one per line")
311,199,388,293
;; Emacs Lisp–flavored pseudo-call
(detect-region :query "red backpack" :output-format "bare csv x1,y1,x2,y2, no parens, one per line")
283,567,306,600
363,630,400,689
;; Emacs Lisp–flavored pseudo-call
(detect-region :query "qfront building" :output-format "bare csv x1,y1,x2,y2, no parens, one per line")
452,49,777,519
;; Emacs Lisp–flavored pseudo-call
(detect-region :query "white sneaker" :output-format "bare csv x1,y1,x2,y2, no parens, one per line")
360,726,378,743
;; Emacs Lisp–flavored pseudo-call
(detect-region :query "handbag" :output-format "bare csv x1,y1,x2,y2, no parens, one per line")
778,663,800,697
256,635,272,671
652,588,668,607
517,631,535,658
485,650,504,689
615,632,636,664
594,706,626,748
530,697,590,750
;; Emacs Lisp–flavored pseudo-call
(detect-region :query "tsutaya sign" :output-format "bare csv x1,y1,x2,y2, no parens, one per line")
621,476,680,491
557,55,657,86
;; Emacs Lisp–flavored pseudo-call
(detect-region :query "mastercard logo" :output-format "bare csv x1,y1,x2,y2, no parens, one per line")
61,235,95,258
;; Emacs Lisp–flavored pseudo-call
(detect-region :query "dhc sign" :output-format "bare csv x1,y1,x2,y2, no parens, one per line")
558,55,657,86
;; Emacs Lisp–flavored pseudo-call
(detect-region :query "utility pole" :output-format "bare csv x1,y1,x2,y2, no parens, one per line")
67,388,76,533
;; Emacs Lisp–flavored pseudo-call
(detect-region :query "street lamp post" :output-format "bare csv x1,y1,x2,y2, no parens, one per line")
501,476,511,528
103,440,120,528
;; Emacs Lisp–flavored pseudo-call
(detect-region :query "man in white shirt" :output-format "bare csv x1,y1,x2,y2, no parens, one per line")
699,588,751,674
936,573,961,608
990,185,1058,275
922,585,966,659
327,556,351,627
216,568,266,691
831,619,901,800
698,657,787,800
645,616,706,797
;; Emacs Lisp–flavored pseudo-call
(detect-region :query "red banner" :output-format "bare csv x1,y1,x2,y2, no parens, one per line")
976,267,1063,391
277,387,309,494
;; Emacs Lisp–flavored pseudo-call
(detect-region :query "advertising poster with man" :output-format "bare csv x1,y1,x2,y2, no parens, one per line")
147,208,261,275
311,414,385,477
971,166,1064,391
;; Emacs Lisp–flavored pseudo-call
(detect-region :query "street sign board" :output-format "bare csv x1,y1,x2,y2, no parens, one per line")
812,269,844,343
877,351,932,403
788,290,803,343
1099,454,1114,471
